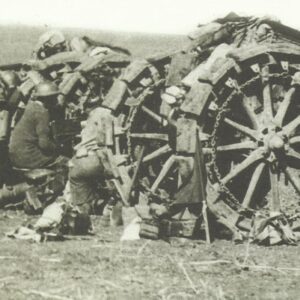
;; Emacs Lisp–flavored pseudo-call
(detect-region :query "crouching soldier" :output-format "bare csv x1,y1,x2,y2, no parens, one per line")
68,106,116,216
9,81,68,193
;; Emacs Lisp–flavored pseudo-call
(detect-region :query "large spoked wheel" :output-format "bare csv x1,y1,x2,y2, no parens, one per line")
123,92,181,201
113,44,300,236
206,45,300,231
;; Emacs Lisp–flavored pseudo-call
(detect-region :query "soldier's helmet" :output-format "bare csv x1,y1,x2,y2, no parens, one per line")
34,30,67,59
35,81,60,98
0,70,20,89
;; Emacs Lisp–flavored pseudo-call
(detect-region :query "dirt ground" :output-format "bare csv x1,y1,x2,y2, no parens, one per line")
0,210,299,300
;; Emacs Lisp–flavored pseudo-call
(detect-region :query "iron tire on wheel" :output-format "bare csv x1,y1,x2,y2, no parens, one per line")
200,43,300,236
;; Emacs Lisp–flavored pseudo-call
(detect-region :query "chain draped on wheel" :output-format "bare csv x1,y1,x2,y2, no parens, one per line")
209,68,292,213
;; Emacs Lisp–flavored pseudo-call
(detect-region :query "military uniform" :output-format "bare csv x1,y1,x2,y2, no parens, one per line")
9,82,68,195
69,107,115,215
9,100,59,168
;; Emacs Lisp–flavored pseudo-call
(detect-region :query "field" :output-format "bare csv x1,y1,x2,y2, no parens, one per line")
0,211,299,300
0,25,300,300
0,25,188,64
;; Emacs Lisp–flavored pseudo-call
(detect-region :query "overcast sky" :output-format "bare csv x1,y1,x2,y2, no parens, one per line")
1,0,300,34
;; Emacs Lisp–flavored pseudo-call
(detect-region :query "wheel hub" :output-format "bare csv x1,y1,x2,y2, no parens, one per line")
202,46,300,236
260,126,287,157
268,134,285,150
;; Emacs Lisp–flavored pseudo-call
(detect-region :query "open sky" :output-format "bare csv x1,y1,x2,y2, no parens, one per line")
1,0,300,34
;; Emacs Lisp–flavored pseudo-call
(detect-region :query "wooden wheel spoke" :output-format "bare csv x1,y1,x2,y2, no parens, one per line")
242,96,259,129
220,149,264,185
274,87,296,126
283,166,300,195
286,148,300,161
151,155,175,192
242,162,265,208
261,66,273,122
289,136,300,145
130,133,169,141
217,141,257,152
269,165,280,212
224,117,258,140
283,116,300,136
141,105,168,126
142,144,172,163
263,84,273,121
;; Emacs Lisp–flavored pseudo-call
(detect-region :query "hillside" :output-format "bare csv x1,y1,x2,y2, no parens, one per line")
0,25,188,64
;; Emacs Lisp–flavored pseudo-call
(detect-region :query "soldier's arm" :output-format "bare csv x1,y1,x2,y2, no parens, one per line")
7,88,23,113
36,110,58,155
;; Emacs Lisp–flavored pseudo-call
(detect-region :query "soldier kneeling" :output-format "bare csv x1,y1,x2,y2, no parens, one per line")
68,107,116,216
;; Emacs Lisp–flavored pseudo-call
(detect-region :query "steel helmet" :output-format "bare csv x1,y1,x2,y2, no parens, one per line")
35,81,60,98
38,30,66,48
0,70,20,88
34,30,67,59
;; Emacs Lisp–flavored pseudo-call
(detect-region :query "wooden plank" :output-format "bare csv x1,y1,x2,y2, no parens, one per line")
180,81,212,116
120,59,150,84
151,155,175,192
112,179,129,207
130,133,169,141
176,118,197,153
102,79,128,111
166,52,198,86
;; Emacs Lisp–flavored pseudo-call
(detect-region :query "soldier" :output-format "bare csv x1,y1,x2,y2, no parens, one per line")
68,106,116,216
32,30,69,60
9,81,68,188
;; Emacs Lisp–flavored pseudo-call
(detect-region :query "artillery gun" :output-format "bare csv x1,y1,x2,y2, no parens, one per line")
0,38,132,210
0,15,299,241
99,14,300,239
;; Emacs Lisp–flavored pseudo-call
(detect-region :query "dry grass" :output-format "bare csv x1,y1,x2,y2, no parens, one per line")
0,211,299,300
0,25,299,299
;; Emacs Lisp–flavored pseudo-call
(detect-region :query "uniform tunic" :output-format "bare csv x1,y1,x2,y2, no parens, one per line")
69,107,114,214
9,100,57,169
